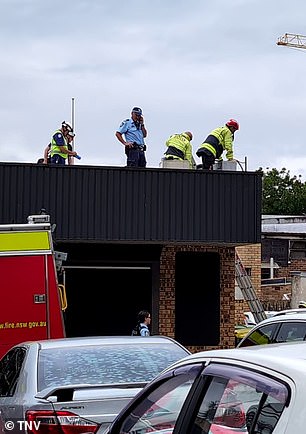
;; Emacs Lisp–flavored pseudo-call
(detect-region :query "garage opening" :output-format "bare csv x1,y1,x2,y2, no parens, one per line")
62,266,152,337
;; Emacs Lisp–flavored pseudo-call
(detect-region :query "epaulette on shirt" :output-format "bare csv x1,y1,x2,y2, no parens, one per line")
119,119,130,128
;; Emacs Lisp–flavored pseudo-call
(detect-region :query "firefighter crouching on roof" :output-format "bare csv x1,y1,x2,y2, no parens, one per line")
164,131,194,168
196,119,239,170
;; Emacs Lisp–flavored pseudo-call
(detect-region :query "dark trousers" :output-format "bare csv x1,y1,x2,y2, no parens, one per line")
51,154,66,165
197,149,215,170
126,148,147,168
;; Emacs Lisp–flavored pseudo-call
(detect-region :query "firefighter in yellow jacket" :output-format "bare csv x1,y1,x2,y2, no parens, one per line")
196,119,239,170
164,131,194,168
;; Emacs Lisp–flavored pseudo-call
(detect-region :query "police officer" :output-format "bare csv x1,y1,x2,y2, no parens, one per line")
115,107,147,167
196,119,239,170
50,121,78,165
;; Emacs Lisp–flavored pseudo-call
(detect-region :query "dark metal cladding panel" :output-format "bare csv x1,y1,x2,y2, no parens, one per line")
0,163,261,243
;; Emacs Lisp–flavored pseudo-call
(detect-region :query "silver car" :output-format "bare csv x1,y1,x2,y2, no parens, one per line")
0,336,190,434
102,341,306,434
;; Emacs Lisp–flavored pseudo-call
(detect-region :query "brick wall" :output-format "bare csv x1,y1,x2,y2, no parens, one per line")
261,258,306,308
235,244,262,324
235,248,306,315
261,285,291,303
160,244,236,353
278,259,306,277
158,243,306,353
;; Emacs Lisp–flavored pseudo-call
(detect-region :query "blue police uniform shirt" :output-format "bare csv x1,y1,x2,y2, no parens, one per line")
139,323,150,336
117,119,144,145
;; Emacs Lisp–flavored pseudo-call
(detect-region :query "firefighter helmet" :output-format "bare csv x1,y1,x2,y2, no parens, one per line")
226,119,239,131
298,300,306,308
183,131,193,141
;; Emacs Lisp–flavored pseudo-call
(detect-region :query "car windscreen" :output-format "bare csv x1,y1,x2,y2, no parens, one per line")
37,343,188,391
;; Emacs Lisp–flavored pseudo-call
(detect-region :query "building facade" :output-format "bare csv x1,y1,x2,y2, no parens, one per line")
0,162,262,351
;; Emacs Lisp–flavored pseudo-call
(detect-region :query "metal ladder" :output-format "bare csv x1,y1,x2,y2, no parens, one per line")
235,252,267,323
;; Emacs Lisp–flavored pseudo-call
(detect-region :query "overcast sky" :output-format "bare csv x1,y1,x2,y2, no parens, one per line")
1,0,306,179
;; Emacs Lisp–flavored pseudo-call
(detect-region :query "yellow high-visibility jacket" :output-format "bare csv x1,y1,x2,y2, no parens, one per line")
197,126,234,160
164,133,193,167
50,130,68,159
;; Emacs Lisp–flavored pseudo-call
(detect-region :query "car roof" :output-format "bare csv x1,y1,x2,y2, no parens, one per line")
249,311,306,326
170,341,306,376
14,335,190,351
272,308,306,316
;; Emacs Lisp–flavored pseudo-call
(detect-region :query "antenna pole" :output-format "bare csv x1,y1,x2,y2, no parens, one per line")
71,97,75,151
71,97,75,132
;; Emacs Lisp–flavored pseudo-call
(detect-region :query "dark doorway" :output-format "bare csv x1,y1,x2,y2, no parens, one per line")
175,252,220,346
62,267,152,337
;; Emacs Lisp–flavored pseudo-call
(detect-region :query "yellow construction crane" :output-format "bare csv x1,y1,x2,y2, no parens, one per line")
277,33,306,49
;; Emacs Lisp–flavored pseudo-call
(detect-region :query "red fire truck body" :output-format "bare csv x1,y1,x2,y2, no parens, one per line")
0,216,65,358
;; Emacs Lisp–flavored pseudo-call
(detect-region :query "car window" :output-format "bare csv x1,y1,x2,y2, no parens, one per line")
110,362,289,434
118,364,203,434
37,343,189,391
238,323,277,347
275,322,306,343
189,364,289,434
0,347,26,396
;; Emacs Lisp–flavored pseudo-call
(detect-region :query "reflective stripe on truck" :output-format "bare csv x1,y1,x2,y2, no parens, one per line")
0,231,51,254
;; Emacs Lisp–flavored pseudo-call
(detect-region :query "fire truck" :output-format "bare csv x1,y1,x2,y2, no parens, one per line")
0,215,66,358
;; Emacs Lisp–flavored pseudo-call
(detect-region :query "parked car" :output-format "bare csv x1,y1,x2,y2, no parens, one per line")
272,307,306,317
0,336,190,434
102,341,306,434
243,310,277,326
234,324,254,346
237,312,306,347
235,310,278,346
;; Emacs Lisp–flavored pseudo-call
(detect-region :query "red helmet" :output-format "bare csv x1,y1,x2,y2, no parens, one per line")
226,119,239,131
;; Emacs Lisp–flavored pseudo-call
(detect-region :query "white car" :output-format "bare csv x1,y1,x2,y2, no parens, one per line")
243,310,277,326
237,312,306,347
272,307,306,317
102,341,306,434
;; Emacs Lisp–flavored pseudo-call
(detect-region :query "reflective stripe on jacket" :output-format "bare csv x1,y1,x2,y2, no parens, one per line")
164,133,193,167
50,130,68,159
197,126,234,160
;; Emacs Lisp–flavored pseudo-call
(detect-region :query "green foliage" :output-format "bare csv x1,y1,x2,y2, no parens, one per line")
257,167,306,215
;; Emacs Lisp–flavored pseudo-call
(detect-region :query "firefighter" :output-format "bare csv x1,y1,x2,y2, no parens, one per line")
164,132,194,168
196,119,239,170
